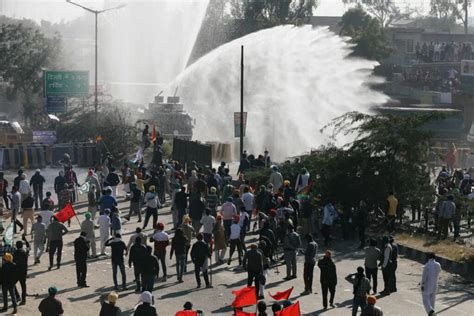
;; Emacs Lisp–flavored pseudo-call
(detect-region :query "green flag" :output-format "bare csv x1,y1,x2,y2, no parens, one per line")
4,222,14,246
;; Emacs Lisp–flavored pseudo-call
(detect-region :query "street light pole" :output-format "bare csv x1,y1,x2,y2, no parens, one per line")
66,0,125,131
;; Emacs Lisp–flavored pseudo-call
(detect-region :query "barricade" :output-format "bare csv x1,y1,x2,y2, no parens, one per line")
1,146,21,170
27,144,47,169
207,142,232,163
75,143,97,168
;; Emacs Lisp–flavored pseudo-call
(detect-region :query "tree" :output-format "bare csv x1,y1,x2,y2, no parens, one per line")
343,0,408,29
339,7,392,61
430,0,471,34
0,23,62,127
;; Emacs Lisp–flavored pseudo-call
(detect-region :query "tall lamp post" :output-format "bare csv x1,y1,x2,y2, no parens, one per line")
66,0,125,130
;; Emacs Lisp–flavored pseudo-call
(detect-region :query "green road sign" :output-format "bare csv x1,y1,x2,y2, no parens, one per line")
44,71,89,96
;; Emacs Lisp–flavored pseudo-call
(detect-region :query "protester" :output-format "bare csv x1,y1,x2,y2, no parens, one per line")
100,188,117,214
190,233,212,288
181,215,194,270
174,186,188,227
283,224,301,280
98,209,111,256
361,295,383,316
318,250,337,310
13,240,28,305
301,234,318,295
141,246,159,292
268,166,283,193
73,232,90,288
321,200,337,247
380,236,393,295
143,186,159,230
134,291,157,316
189,193,206,233
31,215,47,264
21,192,35,234
87,185,99,221
129,237,147,292
46,217,68,271
346,266,371,316
54,171,66,204
81,212,97,258
1,253,17,313
18,174,31,202
389,236,398,293
421,253,441,316
99,291,121,316
227,215,243,266
105,234,128,290
386,192,398,231
30,169,45,210
150,222,169,282
200,208,216,243
127,227,148,251
213,214,227,264
127,182,143,222
438,195,455,239
364,239,381,294
170,228,187,283
243,243,264,299
0,172,9,209
38,286,63,316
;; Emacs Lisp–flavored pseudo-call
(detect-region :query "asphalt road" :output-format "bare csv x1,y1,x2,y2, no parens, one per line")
0,171,472,315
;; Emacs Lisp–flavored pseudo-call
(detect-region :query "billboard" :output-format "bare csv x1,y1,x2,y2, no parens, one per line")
46,96,66,113
44,71,89,96
32,131,57,145
234,112,247,138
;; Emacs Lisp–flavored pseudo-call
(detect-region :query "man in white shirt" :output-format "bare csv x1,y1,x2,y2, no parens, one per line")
227,216,242,266
18,174,31,202
421,253,442,316
98,209,111,255
242,187,254,218
200,208,216,244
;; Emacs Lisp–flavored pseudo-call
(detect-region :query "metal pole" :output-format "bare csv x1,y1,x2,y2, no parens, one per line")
240,45,244,159
465,0,469,35
94,11,99,131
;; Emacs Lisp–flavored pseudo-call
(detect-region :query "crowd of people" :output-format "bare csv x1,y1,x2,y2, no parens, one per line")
402,67,460,92
0,146,450,315
415,41,473,63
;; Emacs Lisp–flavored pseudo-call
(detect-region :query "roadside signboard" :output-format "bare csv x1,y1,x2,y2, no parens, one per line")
46,96,66,113
234,112,247,138
44,71,89,96
32,131,57,145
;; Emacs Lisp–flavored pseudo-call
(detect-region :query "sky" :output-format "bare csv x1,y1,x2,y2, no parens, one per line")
0,0,435,23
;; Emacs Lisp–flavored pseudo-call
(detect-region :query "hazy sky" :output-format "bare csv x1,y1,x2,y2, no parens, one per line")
0,0,434,23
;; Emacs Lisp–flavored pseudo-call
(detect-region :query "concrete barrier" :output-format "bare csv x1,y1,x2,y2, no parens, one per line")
75,143,97,168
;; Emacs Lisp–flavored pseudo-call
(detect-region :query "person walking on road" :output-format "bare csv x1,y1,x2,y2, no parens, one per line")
227,215,243,266
30,169,45,210
74,232,90,288
127,227,147,251
213,215,227,264
81,212,97,258
421,253,441,316
283,224,301,280
143,186,159,230
301,234,318,295
46,217,68,271
150,222,169,282
141,246,159,292
98,209,111,256
38,286,63,316
13,240,29,305
190,233,212,289
321,200,337,247
364,239,381,294
31,215,46,264
243,243,264,299
134,291,157,316
318,250,337,310
1,253,17,313
170,228,187,283
438,195,455,240
99,291,121,316
129,237,147,292
105,234,128,291
346,266,371,316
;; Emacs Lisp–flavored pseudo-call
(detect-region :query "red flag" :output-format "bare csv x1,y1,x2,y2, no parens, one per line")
151,125,157,144
54,203,76,223
269,287,294,301
232,286,257,308
235,310,256,316
280,301,300,316
175,311,198,316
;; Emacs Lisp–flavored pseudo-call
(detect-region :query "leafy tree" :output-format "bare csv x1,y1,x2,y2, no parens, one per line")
343,0,408,28
430,0,471,34
0,23,62,127
339,7,392,61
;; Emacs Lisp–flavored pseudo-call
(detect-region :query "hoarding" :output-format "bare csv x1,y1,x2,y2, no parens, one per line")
44,71,89,96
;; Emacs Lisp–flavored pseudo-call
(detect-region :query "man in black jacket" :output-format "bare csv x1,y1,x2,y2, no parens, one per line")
105,234,128,291
141,246,159,292
30,169,46,210
243,244,264,299
174,187,188,227
190,233,212,289
129,237,147,292
13,240,29,305
74,232,90,287
1,253,18,313
301,234,318,296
